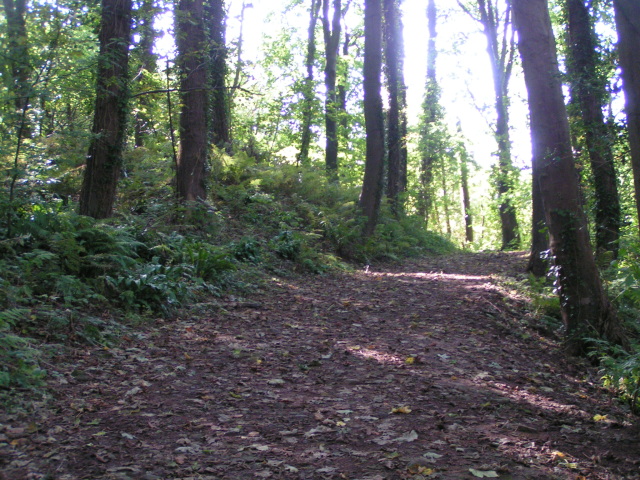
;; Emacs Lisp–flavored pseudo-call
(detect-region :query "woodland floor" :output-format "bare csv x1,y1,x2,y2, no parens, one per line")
1,251,639,480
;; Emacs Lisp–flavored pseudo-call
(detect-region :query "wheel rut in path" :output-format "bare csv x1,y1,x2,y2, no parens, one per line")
1,251,638,480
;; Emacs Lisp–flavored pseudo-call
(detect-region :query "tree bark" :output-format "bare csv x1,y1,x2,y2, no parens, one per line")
565,0,621,257
79,0,133,218
612,0,640,236
175,0,208,202
3,0,31,136
384,0,408,213
459,140,474,243
322,0,342,177
359,0,385,236
527,177,548,276
298,0,321,166
469,0,520,249
419,0,440,224
132,0,158,148
207,0,231,152
512,0,627,355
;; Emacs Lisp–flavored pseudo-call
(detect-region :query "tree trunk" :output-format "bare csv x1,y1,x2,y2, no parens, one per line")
476,0,520,250
512,0,627,355
460,142,474,243
132,0,158,148
384,0,408,213
337,16,351,132
527,176,548,276
3,0,31,137
565,0,621,257
175,0,208,202
298,0,321,166
359,0,385,237
79,0,133,219
207,0,231,152
322,0,342,178
419,0,440,224
612,0,640,236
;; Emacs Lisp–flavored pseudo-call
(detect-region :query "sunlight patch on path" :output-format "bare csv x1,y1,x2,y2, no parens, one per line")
366,271,492,283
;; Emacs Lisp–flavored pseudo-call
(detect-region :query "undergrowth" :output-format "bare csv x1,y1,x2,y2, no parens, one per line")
0,157,455,394
521,241,640,414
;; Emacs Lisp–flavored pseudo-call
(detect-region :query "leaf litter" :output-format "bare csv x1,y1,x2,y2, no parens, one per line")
1,251,639,479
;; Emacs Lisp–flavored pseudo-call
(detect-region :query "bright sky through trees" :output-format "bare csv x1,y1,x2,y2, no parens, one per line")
156,0,532,170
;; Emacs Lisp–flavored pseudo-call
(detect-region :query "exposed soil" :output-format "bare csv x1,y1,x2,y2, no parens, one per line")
2,251,639,480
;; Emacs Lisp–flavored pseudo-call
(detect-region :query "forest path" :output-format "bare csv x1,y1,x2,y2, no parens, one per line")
2,251,639,480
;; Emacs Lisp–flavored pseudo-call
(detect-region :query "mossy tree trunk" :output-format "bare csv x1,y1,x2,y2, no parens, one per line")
359,0,385,236
175,0,208,202
613,0,640,236
79,0,133,219
512,0,627,355
322,0,342,178
384,0,408,214
565,0,621,257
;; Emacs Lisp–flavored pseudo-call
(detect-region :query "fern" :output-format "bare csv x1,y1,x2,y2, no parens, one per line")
0,308,45,388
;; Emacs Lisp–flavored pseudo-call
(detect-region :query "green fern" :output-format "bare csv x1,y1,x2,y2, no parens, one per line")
0,308,45,388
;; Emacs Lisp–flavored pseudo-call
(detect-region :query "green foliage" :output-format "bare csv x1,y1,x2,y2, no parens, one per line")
592,341,640,414
0,308,45,388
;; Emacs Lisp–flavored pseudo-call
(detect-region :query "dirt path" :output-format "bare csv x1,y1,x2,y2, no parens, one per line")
2,252,639,480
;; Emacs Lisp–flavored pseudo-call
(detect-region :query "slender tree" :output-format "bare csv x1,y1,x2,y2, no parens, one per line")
612,0,640,234
512,0,627,355
230,1,251,102
3,0,31,136
458,0,520,250
175,0,208,201
384,0,408,213
456,127,474,243
418,0,441,224
322,0,342,177
298,0,322,166
565,0,620,257
132,0,158,148
207,0,231,151
359,0,385,236
79,0,133,218
527,179,548,276
336,0,353,131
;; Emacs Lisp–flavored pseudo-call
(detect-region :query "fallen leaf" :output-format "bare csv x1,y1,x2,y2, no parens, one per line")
469,468,499,478
251,444,270,451
394,430,418,442
391,406,412,414
125,386,142,397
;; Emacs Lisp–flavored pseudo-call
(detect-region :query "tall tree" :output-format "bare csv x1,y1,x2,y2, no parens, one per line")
612,0,640,235
565,0,621,257
207,0,231,151
359,0,385,236
79,0,133,218
3,0,31,136
458,0,520,250
512,0,627,355
322,0,342,177
456,127,474,244
298,0,322,166
418,0,442,224
384,0,408,213
527,179,548,276
132,0,159,148
175,0,208,201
